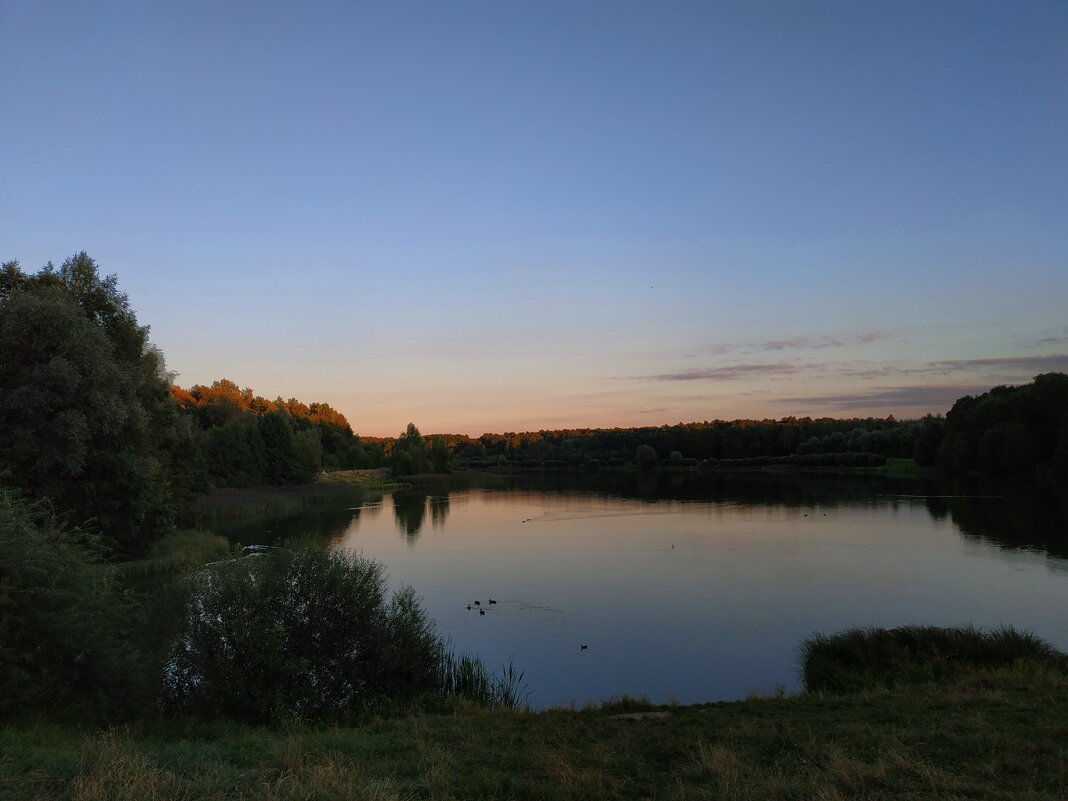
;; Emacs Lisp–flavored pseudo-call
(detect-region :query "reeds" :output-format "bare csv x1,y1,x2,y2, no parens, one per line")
437,650,530,710
117,530,232,578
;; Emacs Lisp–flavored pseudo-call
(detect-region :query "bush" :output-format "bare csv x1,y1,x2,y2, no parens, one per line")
0,490,142,719
165,544,462,722
800,625,1067,694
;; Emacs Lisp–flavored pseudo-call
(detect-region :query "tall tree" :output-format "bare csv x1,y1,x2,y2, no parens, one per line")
0,285,157,551
0,255,177,553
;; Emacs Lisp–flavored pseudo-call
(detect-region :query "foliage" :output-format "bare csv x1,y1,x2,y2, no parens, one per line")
0,271,171,553
390,423,432,477
429,435,451,473
799,624,1066,693
0,490,143,718
172,378,383,488
635,444,658,470
164,544,452,722
258,411,306,485
937,373,1068,479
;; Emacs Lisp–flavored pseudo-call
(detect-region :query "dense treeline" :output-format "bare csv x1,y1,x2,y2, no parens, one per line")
937,373,1068,479
416,377,1066,483
169,377,383,491
391,417,907,471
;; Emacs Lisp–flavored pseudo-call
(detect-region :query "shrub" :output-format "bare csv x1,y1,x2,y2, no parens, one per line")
164,544,478,722
0,490,142,719
800,625,1067,694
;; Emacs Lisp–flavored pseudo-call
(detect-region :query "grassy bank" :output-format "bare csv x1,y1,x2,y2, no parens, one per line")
3,662,1066,800
193,470,405,519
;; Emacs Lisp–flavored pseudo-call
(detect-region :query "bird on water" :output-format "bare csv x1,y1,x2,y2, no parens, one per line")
488,598,497,604
580,644,588,651
480,608,486,616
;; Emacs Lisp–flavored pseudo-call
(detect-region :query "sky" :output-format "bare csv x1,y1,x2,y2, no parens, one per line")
2,0,1066,436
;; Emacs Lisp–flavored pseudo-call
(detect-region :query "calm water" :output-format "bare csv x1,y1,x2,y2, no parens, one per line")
205,472,1068,708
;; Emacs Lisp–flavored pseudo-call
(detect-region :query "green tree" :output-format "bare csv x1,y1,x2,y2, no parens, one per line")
0,254,185,551
0,284,162,552
259,410,304,485
294,427,324,479
636,444,658,470
392,423,431,476
429,435,451,473
205,415,266,487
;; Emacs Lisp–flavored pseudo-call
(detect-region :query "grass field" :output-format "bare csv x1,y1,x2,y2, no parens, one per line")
3,662,1066,800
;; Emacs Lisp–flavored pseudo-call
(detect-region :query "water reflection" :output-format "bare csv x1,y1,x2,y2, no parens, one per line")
196,473,1068,707
926,484,1068,559
392,490,429,541
430,493,450,529
498,472,1068,557
198,474,1068,564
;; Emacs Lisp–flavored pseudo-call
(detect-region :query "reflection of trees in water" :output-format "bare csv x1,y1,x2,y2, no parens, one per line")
360,496,384,520
430,493,450,529
392,491,429,542
382,492,449,541
928,486,1068,560
503,471,1068,561
506,470,930,510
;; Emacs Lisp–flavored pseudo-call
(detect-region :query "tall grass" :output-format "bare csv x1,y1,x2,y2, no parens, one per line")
438,649,530,710
800,624,1067,693
117,530,232,578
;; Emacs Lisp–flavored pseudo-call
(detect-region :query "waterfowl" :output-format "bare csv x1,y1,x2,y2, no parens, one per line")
479,608,486,616
473,601,481,606
580,644,588,651
488,598,497,604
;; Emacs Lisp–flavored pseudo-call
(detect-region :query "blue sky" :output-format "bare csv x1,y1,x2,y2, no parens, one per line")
3,1,1066,435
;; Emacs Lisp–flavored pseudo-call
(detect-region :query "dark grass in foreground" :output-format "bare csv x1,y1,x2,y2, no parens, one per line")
3,663,1067,800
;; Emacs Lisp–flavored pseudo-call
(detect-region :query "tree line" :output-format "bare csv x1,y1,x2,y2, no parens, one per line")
419,387,1066,483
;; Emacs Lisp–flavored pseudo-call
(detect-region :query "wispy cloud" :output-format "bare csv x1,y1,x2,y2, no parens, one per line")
708,332,888,355
781,384,992,411
645,362,799,381
815,353,1068,380
638,352,1067,387
928,354,1068,373
1034,326,1068,346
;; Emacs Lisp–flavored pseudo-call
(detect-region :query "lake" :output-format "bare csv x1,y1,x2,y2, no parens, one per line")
203,471,1068,709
